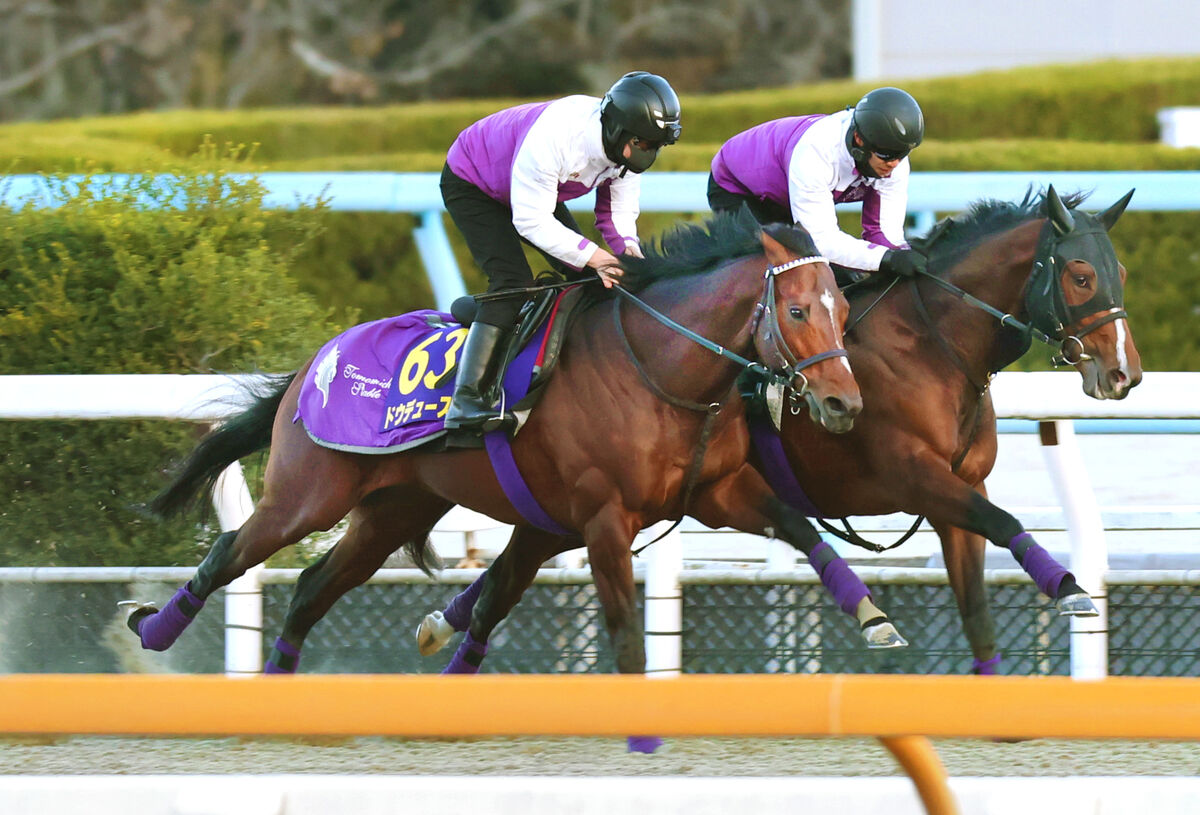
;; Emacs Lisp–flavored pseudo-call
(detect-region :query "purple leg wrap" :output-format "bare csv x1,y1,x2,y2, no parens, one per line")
264,638,301,674
442,631,488,675
138,584,205,651
972,653,1002,675
627,736,664,754
807,541,871,616
443,575,486,632
1010,532,1070,597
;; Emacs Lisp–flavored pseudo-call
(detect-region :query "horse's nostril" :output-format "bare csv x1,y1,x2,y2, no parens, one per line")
1109,369,1128,389
824,396,846,416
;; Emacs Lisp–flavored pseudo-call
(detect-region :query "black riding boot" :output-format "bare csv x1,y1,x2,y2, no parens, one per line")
444,321,508,435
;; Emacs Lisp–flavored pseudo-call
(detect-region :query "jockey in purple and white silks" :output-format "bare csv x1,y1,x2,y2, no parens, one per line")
441,71,681,438
708,86,926,281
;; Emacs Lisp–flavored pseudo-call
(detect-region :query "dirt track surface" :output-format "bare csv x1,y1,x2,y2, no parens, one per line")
3,735,1199,776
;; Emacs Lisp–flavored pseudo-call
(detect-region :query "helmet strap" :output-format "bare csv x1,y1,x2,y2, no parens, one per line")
845,128,879,178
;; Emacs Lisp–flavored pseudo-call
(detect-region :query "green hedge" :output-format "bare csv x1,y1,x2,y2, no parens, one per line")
0,169,346,566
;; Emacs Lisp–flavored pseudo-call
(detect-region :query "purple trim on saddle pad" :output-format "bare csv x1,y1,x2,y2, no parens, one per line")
444,574,486,631
747,417,825,518
1010,532,1071,597
442,632,489,675
138,585,204,652
296,311,550,454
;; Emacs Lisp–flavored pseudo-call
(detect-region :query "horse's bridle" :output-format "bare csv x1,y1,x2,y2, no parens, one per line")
913,219,1126,374
612,254,848,402
612,254,848,555
753,255,850,401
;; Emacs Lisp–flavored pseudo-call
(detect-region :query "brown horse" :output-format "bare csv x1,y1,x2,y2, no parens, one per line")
761,185,1141,674
409,186,1140,678
129,211,888,697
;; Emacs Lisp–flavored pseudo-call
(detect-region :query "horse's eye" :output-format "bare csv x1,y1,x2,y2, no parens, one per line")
789,306,808,321
1073,274,1090,288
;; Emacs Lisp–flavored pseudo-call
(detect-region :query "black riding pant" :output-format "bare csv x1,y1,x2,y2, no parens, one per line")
441,163,584,328
706,172,793,226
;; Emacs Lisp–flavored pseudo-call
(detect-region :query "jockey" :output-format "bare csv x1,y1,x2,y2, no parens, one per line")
708,86,926,280
441,71,681,437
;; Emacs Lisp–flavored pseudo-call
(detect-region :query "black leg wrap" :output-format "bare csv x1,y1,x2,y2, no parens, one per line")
463,647,486,668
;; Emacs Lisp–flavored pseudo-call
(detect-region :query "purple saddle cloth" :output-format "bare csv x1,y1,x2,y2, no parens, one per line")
295,310,547,453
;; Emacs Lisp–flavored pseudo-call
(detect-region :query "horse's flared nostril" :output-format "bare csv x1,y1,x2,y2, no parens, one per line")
824,396,847,417
823,395,863,419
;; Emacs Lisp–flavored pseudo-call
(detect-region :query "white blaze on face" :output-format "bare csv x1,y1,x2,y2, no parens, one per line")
819,287,853,372
1114,315,1129,374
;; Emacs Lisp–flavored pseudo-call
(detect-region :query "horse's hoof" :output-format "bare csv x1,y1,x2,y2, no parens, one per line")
118,600,158,636
1056,592,1099,617
416,610,456,656
862,620,909,649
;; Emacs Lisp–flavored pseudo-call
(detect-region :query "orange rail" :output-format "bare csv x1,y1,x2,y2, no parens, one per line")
2,673,1198,740
13,673,1200,815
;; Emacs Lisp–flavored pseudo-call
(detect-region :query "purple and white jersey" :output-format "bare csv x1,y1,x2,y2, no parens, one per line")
711,109,910,271
447,95,640,270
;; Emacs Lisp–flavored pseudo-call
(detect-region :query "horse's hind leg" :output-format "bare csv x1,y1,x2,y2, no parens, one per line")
417,526,572,657
440,526,570,674
128,445,363,652
265,488,454,673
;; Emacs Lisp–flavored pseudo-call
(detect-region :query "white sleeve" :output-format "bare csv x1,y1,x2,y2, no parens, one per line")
787,145,889,272
509,132,597,269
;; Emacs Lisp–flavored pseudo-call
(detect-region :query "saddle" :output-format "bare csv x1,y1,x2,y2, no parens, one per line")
450,281,586,417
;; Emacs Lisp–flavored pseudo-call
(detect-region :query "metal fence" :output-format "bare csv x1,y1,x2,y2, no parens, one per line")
3,570,1197,676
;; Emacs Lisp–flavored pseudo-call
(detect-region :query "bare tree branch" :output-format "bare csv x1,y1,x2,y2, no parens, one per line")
0,14,151,98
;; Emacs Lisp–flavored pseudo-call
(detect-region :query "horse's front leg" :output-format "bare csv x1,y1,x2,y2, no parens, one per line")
931,511,1000,674
907,452,1097,617
690,464,906,649
580,502,661,753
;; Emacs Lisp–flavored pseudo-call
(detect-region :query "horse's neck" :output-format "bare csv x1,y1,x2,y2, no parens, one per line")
931,219,1041,375
629,259,762,401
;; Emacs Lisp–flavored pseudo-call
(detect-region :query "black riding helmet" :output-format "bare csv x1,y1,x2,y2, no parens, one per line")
600,71,681,173
845,87,924,177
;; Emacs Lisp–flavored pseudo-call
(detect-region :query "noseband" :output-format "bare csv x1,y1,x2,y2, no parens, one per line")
613,254,847,400
754,255,849,398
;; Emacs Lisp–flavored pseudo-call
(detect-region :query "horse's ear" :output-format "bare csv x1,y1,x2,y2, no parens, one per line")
1098,189,1135,231
1046,185,1075,236
760,224,790,267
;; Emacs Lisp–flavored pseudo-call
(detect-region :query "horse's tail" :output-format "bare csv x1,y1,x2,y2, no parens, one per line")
148,373,297,519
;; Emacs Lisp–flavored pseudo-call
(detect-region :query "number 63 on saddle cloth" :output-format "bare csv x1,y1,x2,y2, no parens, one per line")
294,308,554,454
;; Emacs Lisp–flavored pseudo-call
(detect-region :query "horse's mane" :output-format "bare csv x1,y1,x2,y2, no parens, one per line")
597,206,819,297
910,187,1089,267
